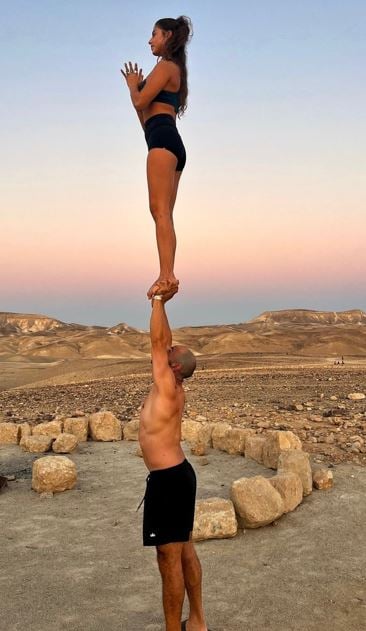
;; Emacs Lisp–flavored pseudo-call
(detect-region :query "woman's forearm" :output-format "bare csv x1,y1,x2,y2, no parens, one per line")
135,109,145,130
129,85,141,109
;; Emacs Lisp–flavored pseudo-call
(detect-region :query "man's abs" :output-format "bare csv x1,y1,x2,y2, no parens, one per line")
139,390,185,470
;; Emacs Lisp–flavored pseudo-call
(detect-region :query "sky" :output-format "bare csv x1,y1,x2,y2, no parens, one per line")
1,1,365,328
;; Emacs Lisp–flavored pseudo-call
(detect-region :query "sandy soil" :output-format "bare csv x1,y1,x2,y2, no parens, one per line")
1,441,365,631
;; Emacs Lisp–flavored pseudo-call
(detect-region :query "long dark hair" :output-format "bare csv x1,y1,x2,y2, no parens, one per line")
155,16,193,118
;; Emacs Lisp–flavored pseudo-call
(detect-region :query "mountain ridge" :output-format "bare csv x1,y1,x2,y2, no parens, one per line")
0,308,365,359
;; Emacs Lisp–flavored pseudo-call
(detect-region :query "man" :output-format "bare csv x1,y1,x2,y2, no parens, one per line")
139,290,209,631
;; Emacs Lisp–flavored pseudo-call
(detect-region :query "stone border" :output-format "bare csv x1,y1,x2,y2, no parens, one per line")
0,416,333,540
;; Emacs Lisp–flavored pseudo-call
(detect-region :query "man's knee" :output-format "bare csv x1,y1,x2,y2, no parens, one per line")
156,542,184,567
182,540,196,563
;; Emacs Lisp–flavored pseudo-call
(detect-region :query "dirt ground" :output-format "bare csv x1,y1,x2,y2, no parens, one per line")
1,356,365,465
1,440,366,631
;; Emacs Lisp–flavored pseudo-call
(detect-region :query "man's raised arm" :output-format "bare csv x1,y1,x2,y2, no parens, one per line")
150,290,177,390
150,295,172,352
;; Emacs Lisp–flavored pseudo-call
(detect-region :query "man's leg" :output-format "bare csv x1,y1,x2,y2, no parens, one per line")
181,540,207,631
156,542,185,631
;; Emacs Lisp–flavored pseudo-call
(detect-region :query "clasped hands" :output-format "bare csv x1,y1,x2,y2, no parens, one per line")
151,285,178,306
120,61,144,87
148,278,179,301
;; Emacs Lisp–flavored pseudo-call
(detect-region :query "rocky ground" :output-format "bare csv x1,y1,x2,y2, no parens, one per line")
1,359,365,465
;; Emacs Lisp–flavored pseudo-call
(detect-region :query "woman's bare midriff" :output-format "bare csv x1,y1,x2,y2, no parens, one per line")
143,101,176,124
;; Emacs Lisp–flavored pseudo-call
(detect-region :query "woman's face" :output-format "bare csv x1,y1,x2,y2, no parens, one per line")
148,25,171,57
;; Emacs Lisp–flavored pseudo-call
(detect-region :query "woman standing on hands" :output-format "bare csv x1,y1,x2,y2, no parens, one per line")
121,16,192,298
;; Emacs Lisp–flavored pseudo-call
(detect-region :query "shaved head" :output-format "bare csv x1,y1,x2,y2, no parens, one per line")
168,345,196,379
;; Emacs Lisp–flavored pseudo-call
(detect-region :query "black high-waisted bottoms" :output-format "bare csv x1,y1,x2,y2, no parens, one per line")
143,459,196,546
144,114,186,172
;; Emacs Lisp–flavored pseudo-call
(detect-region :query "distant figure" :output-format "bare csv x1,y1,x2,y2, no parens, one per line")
138,290,209,631
121,16,193,299
341,355,345,365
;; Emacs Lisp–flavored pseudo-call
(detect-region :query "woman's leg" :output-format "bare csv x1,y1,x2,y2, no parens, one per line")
146,147,181,298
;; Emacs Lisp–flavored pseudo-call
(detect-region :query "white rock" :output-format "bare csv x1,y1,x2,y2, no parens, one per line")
244,436,266,464
231,476,284,528
63,417,89,442
88,411,122,441
211,423,232,449
20,436,53,453
123,419,139,441
32,456,77,493
193,498,237,541
19,422,32,440
268,472,303,512
52,433,78,453
262,431,302,469
181,420,213,448
212,425,254,455
312,466,333,490
0,422,20,444
33,420,63,439
347,393,365,401
278,449,312,497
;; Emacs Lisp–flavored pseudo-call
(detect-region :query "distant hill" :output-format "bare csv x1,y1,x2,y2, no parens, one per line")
0,309,365,360
249,309,366,327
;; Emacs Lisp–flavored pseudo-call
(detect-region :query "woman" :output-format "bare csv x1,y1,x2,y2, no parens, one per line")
121,16,192,298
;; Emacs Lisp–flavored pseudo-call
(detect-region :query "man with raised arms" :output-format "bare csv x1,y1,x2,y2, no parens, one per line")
139,290,209,631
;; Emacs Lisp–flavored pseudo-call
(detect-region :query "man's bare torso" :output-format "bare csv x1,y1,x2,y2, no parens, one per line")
139,381,185,471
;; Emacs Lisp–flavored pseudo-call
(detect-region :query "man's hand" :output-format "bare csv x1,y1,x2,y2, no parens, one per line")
151,286,178,306
121,61,143,88
147,278,179,299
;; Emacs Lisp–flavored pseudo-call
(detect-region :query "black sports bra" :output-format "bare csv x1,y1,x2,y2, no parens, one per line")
138,79,180,113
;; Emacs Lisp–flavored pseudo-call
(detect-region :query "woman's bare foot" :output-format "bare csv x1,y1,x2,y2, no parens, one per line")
147,276,179,299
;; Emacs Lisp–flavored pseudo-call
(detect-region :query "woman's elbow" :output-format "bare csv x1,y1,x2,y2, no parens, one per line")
133,96,150,110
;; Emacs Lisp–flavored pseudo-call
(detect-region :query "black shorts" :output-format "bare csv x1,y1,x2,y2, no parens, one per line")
144,114,186,172
143,459,196,546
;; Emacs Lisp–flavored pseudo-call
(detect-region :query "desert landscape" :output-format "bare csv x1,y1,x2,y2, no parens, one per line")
1,308,365,465
1,308,366,630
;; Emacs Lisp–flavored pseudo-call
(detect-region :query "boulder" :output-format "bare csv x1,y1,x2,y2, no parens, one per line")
231,476,284,528
312,466,333,490
291,403,304,411
278,449,312,497
193,498,237,541
245,436,266,464
347,392,365,401
52,433,78,453
181,420,213,448
32,456,77,493
262,431,302,469
33,420,63,439
88,411,122,441
221,427,255,455
211,423,232,449
63,417,89,442
20,436,53,453
0,422,20,444
268,472,303,512
19,422,32,440
212,424,255,455
123,419,139,441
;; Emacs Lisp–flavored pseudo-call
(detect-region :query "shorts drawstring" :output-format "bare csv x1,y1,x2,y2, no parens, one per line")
136,473,150,511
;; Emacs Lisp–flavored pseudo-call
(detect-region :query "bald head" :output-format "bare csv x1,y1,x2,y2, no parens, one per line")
168,345,196,380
